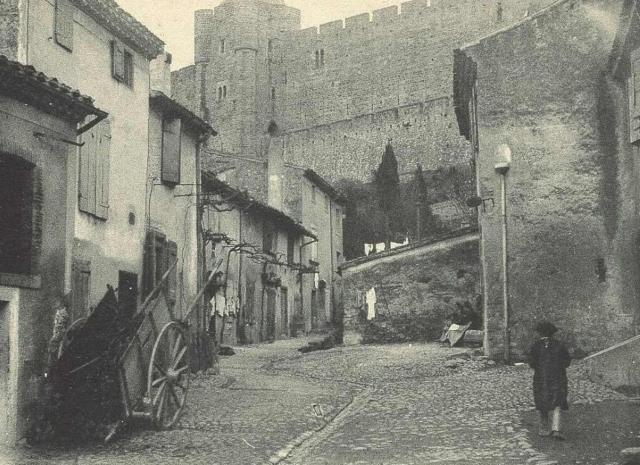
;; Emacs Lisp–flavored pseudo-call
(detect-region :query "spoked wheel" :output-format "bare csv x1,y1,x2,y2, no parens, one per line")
147,321,190,429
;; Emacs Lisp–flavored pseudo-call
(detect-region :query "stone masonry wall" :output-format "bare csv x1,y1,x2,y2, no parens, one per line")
340,231,480,338
464,0,629,359
171,0,558,193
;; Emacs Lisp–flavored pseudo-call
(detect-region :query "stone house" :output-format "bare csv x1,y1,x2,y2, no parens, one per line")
147,53,216,370
453,0,632,360
201,174,317,345
0,0,165,319
0,56,105,444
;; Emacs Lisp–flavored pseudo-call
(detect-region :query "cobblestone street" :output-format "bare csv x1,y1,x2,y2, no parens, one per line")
4,338,639,465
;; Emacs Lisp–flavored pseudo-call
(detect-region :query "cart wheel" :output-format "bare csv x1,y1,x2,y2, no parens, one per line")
147,321,190,429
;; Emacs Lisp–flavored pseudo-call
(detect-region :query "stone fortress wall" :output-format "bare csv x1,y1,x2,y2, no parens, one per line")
173,0,556,189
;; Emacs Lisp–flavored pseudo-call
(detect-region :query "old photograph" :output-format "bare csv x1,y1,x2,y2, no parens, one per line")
0,0,638,463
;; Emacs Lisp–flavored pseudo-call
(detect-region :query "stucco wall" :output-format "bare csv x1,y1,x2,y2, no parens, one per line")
148,108,201,318
0,95,77,444
341,232,481,336
465,0,630,359
18,0,153,307
203,201,307,344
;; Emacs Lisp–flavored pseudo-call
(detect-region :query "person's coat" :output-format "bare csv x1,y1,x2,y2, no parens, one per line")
528,337,571,412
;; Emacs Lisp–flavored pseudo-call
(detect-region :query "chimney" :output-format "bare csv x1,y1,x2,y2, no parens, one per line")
150,51,173,95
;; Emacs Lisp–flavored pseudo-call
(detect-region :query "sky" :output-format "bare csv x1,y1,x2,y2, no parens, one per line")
117,0,400,70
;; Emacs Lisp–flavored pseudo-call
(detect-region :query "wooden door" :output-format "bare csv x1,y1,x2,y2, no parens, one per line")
266,289,276,341
280,288,288,337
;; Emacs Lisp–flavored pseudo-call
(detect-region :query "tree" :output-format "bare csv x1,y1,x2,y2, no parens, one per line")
374,141,403,250
411,164,437,241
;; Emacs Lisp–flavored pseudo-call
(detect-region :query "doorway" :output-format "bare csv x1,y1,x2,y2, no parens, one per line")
266,288,276,341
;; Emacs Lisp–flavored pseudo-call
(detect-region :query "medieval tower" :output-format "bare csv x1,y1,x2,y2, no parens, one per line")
173,0,555,201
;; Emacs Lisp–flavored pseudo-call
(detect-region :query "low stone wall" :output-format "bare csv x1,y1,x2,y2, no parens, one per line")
340,229,481,342
583,335,640,390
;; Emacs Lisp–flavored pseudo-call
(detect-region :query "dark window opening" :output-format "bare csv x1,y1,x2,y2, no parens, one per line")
496,2,503,21
287,234,295,265
271,87,276,100
118,271,138,320
596,258,607,283
457,269,466,279
263,222,277,254
220,39,226,54
0,154,35,275
71,260,91,321
143,230,177,301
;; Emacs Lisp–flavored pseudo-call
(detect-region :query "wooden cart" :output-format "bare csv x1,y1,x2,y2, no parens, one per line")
116,259,220,430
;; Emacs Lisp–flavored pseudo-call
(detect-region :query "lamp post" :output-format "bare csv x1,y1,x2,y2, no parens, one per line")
495,144,511,364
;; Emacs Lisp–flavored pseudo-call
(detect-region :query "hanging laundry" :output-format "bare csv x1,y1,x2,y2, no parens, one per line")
365,287,377,321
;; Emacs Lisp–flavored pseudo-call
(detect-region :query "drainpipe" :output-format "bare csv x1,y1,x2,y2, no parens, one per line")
329,200,335,323
196,131,211,369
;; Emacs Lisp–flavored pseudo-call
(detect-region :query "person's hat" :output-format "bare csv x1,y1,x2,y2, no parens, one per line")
535,321,558,337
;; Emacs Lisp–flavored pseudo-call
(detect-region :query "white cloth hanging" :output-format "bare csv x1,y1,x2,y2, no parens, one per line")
365,287,377,320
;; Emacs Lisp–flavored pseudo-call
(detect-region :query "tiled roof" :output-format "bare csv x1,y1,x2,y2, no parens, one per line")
202,172,317,240
71,0,164,59
303,169,348,205
0,55,106,122
150,90,216,136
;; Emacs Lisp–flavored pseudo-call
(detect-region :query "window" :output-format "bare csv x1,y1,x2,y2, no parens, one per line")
217,84,228,101
118,271,138,320
263,222,277,254
0,154,36,275
162,118,182,185
219,39,226,54
271,87,276,100
314,49,325,68
54,0,74,51
287,234,295,265
143,230,177,302
629,48,640,144
79,119,111,219
71,260,91,321
112,41,134,87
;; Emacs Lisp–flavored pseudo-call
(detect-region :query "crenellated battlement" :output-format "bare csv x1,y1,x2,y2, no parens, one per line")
285,0,536,48
180,0,559,183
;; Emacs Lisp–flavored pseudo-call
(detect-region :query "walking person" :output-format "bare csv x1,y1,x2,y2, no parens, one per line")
528,321,571,440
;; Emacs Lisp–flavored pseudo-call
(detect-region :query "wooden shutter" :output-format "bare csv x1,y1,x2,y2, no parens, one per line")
79,125,98,215
54,0,74,51
71,260,91,322
161,118,182,185
112,41,126,81
95,120,111,219
629,48,640,144
165,241,178,303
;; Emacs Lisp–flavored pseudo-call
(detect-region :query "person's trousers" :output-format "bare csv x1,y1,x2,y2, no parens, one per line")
539,407,562,432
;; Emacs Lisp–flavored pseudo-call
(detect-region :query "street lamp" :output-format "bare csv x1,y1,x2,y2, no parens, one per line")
495,144,511,364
